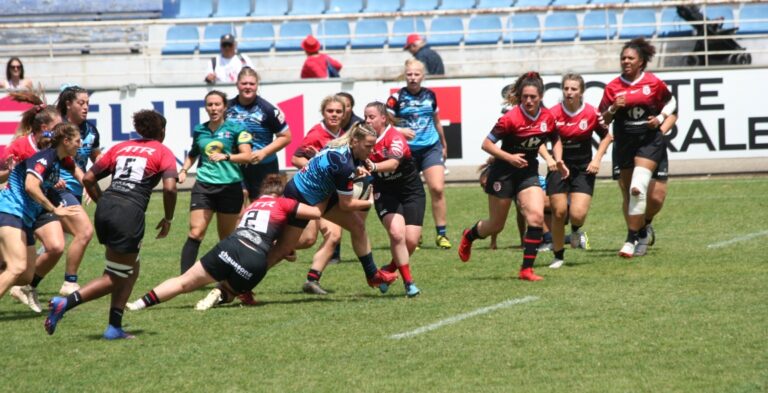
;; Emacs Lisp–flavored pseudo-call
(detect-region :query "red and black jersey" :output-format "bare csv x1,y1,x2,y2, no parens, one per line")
487,104,557,165
368,125,420,193
599,72,672,137
90,139,178,211
2,135,40,168
293,122,344,160
235,195,299,254
550,103,607,164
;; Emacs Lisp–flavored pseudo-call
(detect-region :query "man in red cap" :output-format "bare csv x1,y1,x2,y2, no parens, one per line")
404,33,445,75
300,35,343,79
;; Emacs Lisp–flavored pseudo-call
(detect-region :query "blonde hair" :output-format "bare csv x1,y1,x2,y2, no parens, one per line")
326,123,377,149
404,58,426,73
319,95,346,114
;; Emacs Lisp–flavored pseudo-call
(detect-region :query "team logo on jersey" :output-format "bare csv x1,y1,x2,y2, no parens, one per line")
540,122,548,133
275,109,285,124
493,181,502,192
579,119,588,131
238,132,253,144
642,85,651,96
204,141,224,157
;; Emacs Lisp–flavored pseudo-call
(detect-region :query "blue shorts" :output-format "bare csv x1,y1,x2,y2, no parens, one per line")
0,212,35,246
411,142,444,172
49,189,82,206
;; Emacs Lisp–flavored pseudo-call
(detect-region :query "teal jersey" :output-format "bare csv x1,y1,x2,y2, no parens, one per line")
189,120,252,184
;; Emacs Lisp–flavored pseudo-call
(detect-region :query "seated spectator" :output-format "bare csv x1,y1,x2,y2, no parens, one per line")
404,34,445,76
205,34,254,84
300,35,343,79
1,57,34,91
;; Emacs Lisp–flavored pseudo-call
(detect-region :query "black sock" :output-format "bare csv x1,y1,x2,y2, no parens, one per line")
465,222,484,241
142,290,161,308
357,253,377,279
626,230,639,244
30,274,43,288
436,225,447,237
554,249,565,260
638,226,648,238
180,237,201,274
522,226,543,269
543,231,553,243
65,290,84,311
109,307,124,329
332,243,341,260
307,269,322,282
64,274,78,283
571,224,581,233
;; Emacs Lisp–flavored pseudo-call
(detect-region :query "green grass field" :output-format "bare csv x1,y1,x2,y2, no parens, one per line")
2,176,767,393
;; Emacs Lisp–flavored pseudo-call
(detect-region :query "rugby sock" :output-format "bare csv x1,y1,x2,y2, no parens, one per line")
382,261,398,273
180,237,201,274
65,291,84,311
64,274,78,283
638,226,648,238
571,224,582,234
332,243,341,261
141,290,161,308
30,274,44,288
625,230,639,244
358,253,377,279
542,231,553,244
436,226,447,237
306,269,322,282
465,222,483,241
522,226,543,269
554,249,565,260
109,307,124,329
398,264,413,285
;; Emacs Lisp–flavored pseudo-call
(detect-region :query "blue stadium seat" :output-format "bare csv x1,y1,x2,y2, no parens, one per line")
551,0,589,6
590,0,625,5
253,0,288,16
326,0,363,14
704,5,736,31
440,0,477,10
391,18,427,48
619,9,656,39
581,10,617,40
515,0,552,7
401,0,437,12
318,20,351,50
290,0,326,15
213,0,250,17
162,26,199,54
429,17,464,46
200,24,235,53
276,21,312,51
505,13,540,43
738,4,768,35
364,0,400,13
658,8,693,37
542,12,578,42
476,0,511,8
465,15,502,45
176,0,212,18
351,19,389,49
240,23,275,52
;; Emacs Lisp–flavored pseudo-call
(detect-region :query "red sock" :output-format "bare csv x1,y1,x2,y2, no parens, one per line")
398,264,413,284
382,261,398,273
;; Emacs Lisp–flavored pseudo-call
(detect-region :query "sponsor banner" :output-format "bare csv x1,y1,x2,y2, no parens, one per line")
1,68,765,171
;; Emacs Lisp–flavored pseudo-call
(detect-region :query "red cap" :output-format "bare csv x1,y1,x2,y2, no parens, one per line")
404,33,422,49
301,35,321,54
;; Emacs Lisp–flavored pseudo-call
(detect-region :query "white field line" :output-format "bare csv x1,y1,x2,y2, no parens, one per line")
388,296,539,340
707,230,768,249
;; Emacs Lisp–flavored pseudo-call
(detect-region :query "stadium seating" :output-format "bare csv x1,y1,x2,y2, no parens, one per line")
704,5,736,31
439,0,477,10
738,4,768,35
253,0,288,16
162,25,199,54
364,0,400,13
212,0,250,17
581,10,617,40
658,7,693,37
351,19,389,48
476,0,512,8
514,0,552,7
276,21,312,51
326,0,363,14
289,0,326,16
619,9,657,39
551,0,590,5
505,13,540,43
239,23,275,52
401,0,438,12
541,12,578,42
391,18,427,48
317,20,351,50
465,15,502,45
199,24,235,53
176,0,212,18
429,17,465,46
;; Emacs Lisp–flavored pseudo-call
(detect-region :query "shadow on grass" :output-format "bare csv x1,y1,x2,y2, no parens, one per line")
0,310,42,322
85,329,153,341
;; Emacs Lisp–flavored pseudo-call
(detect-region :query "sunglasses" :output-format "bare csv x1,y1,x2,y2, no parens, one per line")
9,65,21,70
221,43,234,48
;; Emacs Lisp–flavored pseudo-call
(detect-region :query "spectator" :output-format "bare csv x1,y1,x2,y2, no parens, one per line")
204,34,254,85
300,35,343,79
1,57,34,91
404,34,445,76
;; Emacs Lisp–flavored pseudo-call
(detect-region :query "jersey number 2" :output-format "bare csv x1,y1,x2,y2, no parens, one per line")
240,210,270,233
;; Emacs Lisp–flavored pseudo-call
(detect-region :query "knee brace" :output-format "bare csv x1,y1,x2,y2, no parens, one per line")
105,260,134,278
628,167,653,215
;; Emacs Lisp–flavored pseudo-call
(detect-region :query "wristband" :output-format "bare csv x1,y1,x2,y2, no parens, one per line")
608,106,617,115
225,154,231,161
370,162,377,173
655,114,666,124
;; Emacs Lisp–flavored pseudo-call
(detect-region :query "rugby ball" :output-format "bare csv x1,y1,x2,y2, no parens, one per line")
352,176,373,200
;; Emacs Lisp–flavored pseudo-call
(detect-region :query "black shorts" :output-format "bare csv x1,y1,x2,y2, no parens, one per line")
241,160,279,200
95,196,145,254
483,162,541,199
190,181,244,214
612,142,669,181
374,187,426,226
0,212,35,246
613,131,667,170
547,162,596,196
32,212,59,231
199,235,268,294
